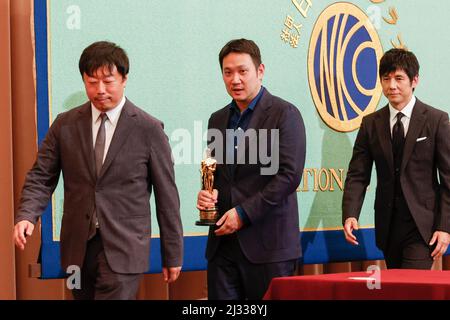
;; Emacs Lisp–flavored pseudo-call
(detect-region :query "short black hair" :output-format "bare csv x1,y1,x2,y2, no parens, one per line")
219,38,262,70
79,41,129,78
379,48,419,82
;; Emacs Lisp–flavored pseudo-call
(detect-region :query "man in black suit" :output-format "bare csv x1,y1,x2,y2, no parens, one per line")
342,48,450,269
197,39,306,299
13,41,183,299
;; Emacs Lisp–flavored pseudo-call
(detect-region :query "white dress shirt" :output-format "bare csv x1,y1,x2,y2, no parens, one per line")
389,95,416,138
91,96,126,163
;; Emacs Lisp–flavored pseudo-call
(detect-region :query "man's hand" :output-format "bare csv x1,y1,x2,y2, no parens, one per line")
214,208,243,236
196,189,218,211
162,266,181,283
429,231,450,260
13,220,35,250
343,217,359,245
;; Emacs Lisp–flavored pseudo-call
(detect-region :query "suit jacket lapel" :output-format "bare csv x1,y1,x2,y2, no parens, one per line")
375,106,394,173
401,99,427,172
76,102,96,182
215,108,230,143
235,89,271,165
210,107,231,180
99,99,137,178
246,89,271,132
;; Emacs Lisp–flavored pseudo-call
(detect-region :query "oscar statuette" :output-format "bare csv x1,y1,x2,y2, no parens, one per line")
196,151,218,226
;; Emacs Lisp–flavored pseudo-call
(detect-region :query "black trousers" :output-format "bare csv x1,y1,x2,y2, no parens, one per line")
207,234,297,300
71,232,143,300
383,196,434,270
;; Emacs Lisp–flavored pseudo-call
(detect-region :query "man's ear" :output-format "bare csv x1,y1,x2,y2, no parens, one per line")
411,75,419,90
257,63,265,81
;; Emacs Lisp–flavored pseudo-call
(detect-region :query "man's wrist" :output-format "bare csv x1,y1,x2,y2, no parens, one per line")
235,205,250,226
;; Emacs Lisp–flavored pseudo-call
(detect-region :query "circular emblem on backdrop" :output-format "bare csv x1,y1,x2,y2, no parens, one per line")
308,2,383,132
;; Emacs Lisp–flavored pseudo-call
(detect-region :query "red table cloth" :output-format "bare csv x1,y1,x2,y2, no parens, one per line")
264,269,450,300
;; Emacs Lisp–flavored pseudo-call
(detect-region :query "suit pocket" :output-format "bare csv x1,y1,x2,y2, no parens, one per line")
413,137,433,160
119,213,150,220
119,215,151,235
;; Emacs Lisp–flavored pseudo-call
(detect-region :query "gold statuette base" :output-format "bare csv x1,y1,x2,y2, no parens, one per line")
196,207,218,226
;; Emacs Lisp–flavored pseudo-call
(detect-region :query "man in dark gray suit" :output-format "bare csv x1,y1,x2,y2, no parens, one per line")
197,39,306,299
13,41,183,299
342,48,450,269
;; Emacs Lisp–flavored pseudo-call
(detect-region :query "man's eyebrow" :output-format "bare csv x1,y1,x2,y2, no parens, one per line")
223,64,248,70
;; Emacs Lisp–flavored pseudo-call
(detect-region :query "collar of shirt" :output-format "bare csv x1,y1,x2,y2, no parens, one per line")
388,95,415,137
229,86,265,114
389,95,416,123
91,96,126,127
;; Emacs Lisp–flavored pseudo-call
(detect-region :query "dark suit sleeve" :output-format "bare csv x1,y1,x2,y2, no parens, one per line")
15,116,62,225
240,104,306,224
148,121,183,268
435,112,450,232
342,117,374,224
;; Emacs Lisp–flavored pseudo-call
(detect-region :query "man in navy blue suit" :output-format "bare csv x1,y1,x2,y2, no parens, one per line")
197,39,306,299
